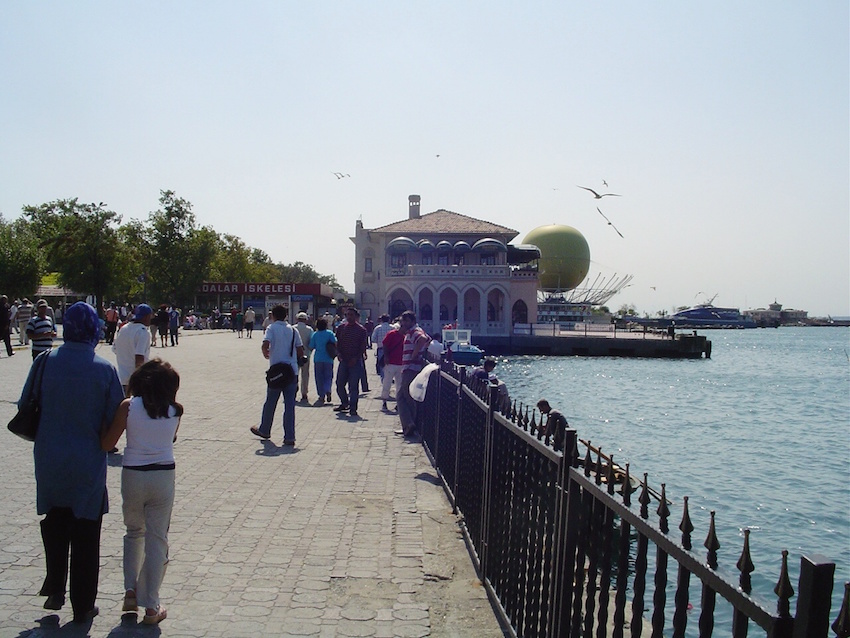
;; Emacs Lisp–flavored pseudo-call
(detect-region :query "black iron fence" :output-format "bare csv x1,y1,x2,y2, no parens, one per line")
419,359,850,638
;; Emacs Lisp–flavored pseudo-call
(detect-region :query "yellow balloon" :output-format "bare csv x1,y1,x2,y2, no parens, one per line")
524,224,591,291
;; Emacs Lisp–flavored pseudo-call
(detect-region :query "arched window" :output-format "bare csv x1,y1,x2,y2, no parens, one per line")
512,300,528,324
421,304,432,320
439,304,449,321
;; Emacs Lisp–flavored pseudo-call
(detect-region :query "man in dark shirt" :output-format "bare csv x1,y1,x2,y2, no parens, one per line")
0,295,13,357
537,399,568,452
333,307,368,418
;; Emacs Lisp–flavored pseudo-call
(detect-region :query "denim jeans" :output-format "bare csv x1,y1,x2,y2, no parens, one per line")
313,361,334,397
259,378,298,441
336,360,363,412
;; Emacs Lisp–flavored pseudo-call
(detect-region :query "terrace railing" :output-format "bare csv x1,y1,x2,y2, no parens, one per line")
419,359,850,638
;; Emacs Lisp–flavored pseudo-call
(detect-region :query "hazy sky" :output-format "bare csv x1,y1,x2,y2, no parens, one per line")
2,2,848,316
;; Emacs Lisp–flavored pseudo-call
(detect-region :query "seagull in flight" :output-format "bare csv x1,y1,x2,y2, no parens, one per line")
602,180,608,187
597,207,624,238
578,185,621,199
332,172,350,179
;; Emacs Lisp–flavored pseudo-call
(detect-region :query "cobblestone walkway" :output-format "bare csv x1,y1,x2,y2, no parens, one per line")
0,330,504,637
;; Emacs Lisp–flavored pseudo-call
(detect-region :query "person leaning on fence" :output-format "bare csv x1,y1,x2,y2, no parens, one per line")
536,399,568,451
395,310,431,441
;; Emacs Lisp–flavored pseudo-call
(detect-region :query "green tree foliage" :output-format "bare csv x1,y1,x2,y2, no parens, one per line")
144,190,218,306
0,214,41,299
23,199,122,313
210,234,279,282
276,261,344,293
617,303,637,316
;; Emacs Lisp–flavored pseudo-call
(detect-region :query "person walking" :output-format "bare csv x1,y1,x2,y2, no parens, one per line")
113,305,153,395
370,314,392,380
294,312,314,403
244,306,256,338
27,300,57,360
333,307,368,418
19,302,124,623
395,311,431,441
250,305,303,445
0,295,14,357
168,306,180,346
17,298,33,345
104,302,120,345
308,318,336,405
101,359,182,626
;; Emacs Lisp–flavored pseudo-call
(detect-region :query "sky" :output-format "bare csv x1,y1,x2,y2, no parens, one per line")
2,2,848,317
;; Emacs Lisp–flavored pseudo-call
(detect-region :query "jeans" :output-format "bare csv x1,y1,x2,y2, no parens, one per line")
375,347,384,379
259,378,297,441
314,361,334,397
122,468,175,610
336,360,363,412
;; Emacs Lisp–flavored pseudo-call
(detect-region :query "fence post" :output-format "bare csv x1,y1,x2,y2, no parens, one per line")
478,384,498,579
792,555,835,638
453,367,465,515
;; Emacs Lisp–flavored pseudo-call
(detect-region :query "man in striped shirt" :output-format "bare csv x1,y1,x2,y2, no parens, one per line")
27,300,56,359
396,310,431,441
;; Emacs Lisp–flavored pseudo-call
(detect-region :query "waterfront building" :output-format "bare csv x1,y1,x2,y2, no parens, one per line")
352,195,539,338
744,300,809,327
194,282,336,318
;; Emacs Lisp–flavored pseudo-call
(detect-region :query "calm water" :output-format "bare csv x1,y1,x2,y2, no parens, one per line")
494,327,850,621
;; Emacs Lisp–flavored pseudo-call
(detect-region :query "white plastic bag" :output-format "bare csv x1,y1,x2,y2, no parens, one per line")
409,363,439,402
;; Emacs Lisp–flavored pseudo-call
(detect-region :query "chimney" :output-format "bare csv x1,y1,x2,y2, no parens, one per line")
408,194,421,219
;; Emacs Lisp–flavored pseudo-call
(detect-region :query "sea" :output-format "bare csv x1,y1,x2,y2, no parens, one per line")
493,326,850,627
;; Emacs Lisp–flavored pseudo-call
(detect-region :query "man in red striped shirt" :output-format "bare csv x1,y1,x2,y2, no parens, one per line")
396,310,431,440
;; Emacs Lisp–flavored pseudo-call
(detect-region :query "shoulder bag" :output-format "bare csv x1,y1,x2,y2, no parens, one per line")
8,351,49,441
266,328,296,389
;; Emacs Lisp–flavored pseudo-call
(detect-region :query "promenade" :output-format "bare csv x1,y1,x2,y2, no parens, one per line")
0,330,504,638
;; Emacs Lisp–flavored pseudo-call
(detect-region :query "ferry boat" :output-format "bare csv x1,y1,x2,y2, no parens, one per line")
667,304,756,329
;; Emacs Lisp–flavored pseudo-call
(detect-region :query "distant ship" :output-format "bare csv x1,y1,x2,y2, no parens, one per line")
667,304,756,329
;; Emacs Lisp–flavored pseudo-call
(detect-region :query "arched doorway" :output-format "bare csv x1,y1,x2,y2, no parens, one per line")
512,299,528,324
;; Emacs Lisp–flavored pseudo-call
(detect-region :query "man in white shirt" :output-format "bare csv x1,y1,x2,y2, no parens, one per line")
250,305,304,446
113,304,153,394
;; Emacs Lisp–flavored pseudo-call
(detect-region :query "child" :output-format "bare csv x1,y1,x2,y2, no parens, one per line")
101,359,182,625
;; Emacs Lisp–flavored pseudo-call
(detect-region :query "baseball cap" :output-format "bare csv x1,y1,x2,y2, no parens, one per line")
297,312,308,320
133,304,153,319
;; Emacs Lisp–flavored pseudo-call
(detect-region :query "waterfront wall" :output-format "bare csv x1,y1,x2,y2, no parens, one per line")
419,360,848,637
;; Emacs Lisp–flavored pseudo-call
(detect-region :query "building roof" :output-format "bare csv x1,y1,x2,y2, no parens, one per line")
370,209,518,240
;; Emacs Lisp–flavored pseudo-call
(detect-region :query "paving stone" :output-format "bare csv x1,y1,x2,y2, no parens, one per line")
0,331,503,637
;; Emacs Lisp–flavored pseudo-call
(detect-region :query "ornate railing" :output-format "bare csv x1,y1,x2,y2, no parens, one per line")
419,359,850,638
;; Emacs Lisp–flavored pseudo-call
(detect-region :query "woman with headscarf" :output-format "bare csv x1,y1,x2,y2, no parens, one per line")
18,301,124,623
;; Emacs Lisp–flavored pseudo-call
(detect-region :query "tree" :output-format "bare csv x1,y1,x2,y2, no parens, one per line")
617,303,637,317
0,214,41,299
143,190,217,306
276,261,345,293
23,199,122,313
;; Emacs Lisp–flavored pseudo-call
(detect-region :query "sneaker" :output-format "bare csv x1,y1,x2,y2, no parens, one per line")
349,410,358,418
382,401,388,410
333,404,350,412
282,440,296,446
325,393,332,402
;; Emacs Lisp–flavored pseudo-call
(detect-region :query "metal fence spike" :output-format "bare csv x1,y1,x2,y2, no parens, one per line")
737,529,754,594
832,581,850,637
679,496,693,550
657,484,670,533
705,510,720,567
639,472,651,518
774,549,794,617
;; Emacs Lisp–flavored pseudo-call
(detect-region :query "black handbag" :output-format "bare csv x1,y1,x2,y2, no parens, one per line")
265,329,296,388
8,351,48,442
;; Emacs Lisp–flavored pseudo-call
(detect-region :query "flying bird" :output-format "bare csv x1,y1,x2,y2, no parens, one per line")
597,207,624,238
332,172,350,179
577,185,621,199
602,180,608,187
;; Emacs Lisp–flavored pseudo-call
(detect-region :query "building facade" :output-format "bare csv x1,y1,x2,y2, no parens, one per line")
353,195,539,338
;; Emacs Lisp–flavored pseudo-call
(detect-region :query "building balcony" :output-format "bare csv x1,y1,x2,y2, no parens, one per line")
387,265,537,280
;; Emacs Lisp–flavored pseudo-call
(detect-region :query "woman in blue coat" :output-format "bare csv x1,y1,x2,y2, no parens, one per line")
19,302,124,623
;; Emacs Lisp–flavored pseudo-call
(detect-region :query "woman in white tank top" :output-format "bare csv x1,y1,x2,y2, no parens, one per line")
102,358,182,625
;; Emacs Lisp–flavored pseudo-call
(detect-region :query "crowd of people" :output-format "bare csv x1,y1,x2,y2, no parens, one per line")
3,292,541,627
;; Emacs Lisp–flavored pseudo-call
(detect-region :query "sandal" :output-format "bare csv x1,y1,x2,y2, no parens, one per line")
142,606,167,624
122,590,138,612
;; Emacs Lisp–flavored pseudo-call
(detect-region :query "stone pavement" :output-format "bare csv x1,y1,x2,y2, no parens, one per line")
0,330,505,638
